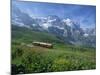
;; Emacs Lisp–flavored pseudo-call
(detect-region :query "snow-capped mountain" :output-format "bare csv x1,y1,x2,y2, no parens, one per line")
12,6,96,47
12,5,39,29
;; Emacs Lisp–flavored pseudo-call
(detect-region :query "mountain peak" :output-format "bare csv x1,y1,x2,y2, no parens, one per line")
63,18,73,26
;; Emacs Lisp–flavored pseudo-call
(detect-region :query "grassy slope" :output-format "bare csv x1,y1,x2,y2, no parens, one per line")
11,25,96,74
12,25,63,44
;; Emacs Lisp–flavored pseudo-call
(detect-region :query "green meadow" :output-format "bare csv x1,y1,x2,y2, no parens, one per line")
11,26,96,74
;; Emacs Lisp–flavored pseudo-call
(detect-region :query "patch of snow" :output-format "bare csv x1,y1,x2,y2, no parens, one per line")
32,24,37,26
12,20,24,27
41,23,51,29
48,19,56,22
54,26,64,30
63,18,73,26
63,30,67,37
84,33,89,37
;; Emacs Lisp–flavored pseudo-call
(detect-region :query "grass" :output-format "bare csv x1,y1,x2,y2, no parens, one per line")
11,25,96,74
11,25,63,44
11,43,96,74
